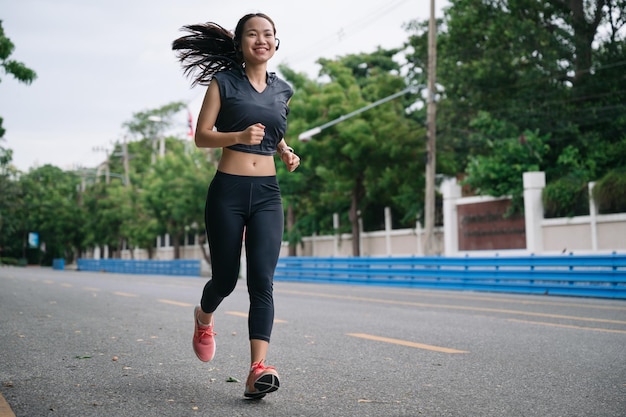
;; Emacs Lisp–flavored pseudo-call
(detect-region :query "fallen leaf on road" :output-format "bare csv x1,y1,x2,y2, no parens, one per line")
226,376,240,383
75,355,92,359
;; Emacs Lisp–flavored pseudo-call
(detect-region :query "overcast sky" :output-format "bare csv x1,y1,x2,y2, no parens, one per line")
1,0,448,172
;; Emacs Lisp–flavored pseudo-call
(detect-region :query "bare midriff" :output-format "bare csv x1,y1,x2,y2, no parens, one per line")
217,148,277,177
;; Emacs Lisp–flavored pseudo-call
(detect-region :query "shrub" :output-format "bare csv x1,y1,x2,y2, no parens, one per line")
542,174,589,218
0,257,20,266
592,168,626,214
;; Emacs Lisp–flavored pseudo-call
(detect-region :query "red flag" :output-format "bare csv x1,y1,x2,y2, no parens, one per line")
187,109,194,138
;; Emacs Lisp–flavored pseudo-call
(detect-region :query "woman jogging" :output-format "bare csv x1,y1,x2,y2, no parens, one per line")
172,12,299,399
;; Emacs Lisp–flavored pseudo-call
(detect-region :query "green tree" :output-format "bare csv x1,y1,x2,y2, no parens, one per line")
1,20,37,138
405,0,626,204
463,113,550,211
18,165,83,264
0,152,21,260
141,145,213,259
283,49,422,256
0,20,37,261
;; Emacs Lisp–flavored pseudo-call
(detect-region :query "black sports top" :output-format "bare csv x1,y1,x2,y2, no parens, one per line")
213,68,293,156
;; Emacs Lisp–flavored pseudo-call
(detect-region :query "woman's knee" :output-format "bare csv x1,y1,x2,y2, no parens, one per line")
211,271,240,297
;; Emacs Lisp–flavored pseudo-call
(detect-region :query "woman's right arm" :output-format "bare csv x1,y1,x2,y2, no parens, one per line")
195,81,265,149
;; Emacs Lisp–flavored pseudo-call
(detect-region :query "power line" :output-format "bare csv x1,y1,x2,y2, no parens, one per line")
281,0,412,66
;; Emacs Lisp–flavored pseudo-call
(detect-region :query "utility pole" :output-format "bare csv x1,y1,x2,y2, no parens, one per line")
148,115,166,163
424,0,438,255
93,146,111,184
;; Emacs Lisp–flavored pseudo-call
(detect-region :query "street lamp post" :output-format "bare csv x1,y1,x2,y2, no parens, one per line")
298,87,416,141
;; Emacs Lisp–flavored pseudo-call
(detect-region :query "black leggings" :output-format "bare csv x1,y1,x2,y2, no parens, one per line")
200,171,284,342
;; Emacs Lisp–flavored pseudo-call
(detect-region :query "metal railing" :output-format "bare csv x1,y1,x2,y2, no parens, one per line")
274,253,626,299
77,259,200,277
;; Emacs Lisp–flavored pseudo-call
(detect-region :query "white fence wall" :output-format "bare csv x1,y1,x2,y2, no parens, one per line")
99,171,624,262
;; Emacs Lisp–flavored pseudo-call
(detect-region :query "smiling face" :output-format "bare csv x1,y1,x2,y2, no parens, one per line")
238,16,277,66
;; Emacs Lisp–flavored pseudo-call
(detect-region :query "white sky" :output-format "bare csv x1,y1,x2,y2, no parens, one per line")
0,0,448,171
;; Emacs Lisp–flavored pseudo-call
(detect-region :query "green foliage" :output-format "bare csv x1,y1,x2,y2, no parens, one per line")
0,257,19,265
17,165,83,264
463,114,550,211
406,0,626,205
141,146,214,258
592,168,626,214
1,21,37,140
0,20,37,85
283,50,423,254
2,0,626,258
542,174,590,218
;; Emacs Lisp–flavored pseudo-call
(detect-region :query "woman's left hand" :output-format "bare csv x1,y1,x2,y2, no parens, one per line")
281,150,300,172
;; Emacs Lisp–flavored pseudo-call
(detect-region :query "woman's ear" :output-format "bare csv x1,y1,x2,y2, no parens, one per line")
275,38,280,50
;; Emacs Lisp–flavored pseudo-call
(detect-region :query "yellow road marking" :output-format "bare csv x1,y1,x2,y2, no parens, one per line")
60,283,73,288
0,392,16,417
347,333,468,353
113,292,138,298
82,287,101,292
225,311,287,323
43,280,54,284
279,289,626,326
507,318,626,335
158,299,194,307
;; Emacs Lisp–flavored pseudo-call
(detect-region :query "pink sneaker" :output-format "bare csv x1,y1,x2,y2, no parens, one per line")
244,360,280,399
192,306,216,362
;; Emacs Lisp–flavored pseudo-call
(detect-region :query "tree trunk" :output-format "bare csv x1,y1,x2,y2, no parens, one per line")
173,232,181,259
197,234,212,265
287,203,296,256
568,0,601,85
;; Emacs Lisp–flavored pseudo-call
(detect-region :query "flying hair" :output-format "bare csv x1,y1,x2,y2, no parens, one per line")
172,22,240,87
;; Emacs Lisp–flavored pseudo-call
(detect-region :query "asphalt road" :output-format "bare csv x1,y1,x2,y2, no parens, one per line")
1,266,625,417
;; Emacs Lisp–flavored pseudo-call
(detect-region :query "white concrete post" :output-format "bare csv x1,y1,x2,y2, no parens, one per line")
333,213,340,257
416,221,423,255
442,178,462,256
588,182,598,251
385,207,392,256
523,171,546,253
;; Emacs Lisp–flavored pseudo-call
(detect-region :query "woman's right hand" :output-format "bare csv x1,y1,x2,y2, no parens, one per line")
240,123,266,145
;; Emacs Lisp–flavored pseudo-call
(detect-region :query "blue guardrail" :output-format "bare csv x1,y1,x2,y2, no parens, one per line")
77,259,200,277
274,254,626,299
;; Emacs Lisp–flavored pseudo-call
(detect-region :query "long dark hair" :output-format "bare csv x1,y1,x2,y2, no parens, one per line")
172,13,277,87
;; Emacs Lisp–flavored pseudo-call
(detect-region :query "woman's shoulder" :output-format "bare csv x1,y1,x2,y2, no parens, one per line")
214,67,245,83
268,72,293,96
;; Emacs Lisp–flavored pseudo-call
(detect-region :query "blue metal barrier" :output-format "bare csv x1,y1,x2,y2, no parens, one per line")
274,254,626,299
77,259,201,277
52,258,65,270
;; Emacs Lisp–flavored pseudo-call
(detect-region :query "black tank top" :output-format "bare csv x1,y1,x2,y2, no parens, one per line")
213,68,293,156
